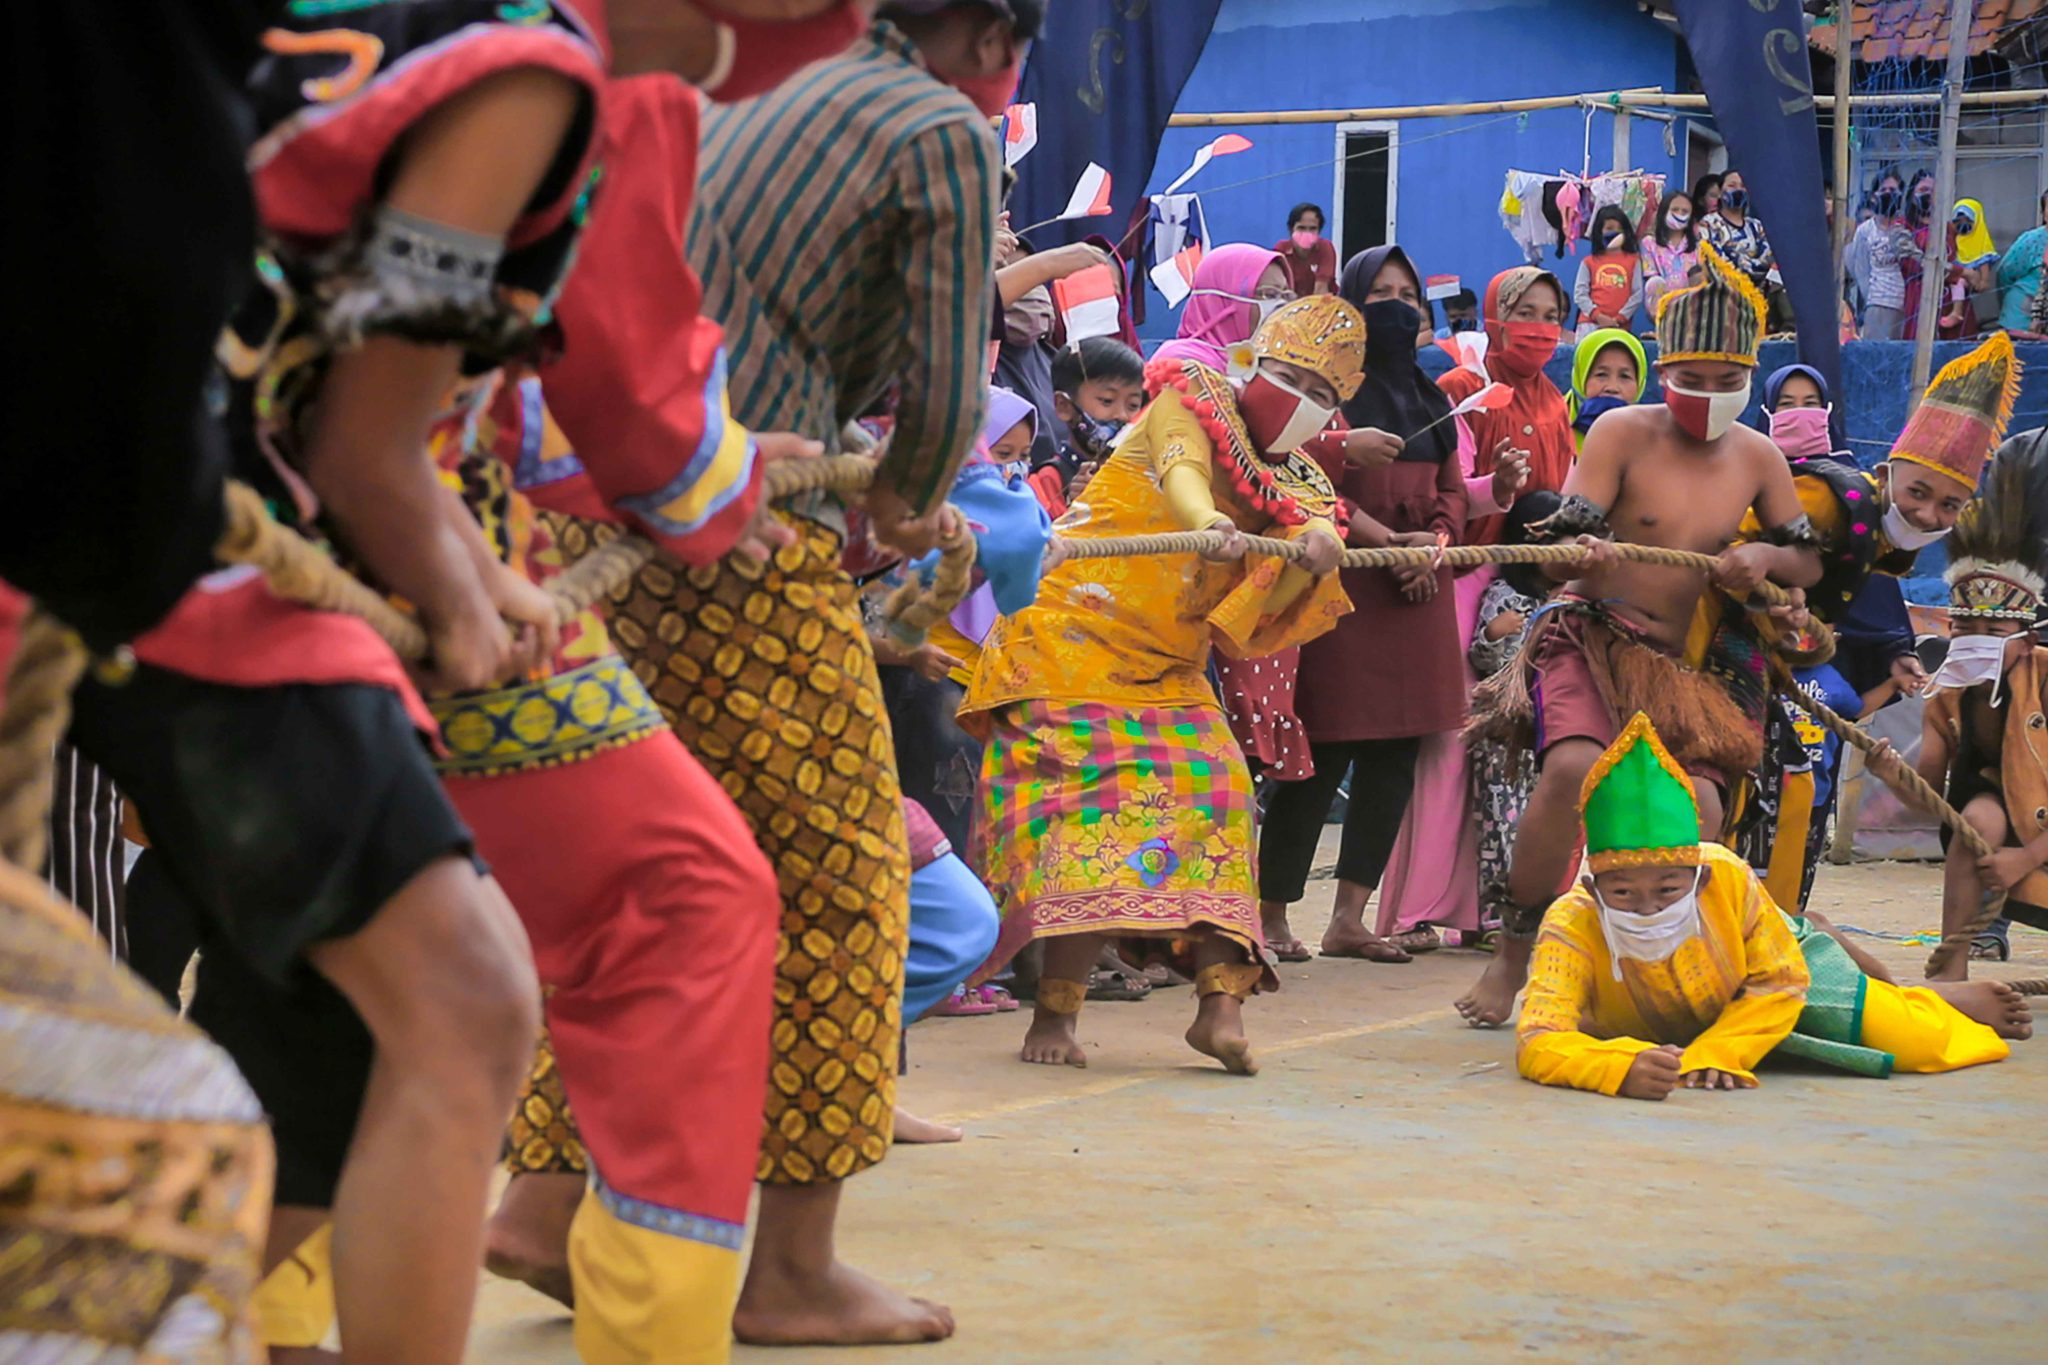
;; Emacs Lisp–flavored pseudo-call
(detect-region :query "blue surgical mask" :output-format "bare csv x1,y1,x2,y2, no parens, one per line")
1573,393,1629,434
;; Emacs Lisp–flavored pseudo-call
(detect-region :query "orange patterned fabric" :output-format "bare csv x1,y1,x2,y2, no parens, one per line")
593,513,908,1184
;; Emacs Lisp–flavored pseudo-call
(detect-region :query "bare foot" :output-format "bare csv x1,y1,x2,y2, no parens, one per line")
1019,1005,1087,1067
893,1106,963,1144
1926,978,2035,1040
1455,947,1528,1028
733,1257,955,1346
483,1172,582,1310
1184,993,1258,1075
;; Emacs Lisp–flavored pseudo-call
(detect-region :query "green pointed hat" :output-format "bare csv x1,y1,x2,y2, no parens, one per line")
1578,713,1703,872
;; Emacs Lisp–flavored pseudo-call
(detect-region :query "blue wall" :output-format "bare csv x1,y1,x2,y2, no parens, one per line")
1139,0,1689,342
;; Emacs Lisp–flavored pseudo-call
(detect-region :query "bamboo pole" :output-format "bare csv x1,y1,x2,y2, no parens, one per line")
1909,0,1975,398
1830,0,1855,292
1165,87,2043,127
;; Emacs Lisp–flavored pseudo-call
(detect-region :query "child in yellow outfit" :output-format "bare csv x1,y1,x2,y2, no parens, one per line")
1518,714,2026,1101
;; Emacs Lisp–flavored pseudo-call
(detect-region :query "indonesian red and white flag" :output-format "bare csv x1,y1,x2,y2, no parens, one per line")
1147,244,1205,308
1002,103,1037,168
1051,263,1122,343
1058,162,1114,221
1161,133,1253,194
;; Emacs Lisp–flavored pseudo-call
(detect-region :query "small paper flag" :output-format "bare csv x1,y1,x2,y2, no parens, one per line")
1161,133,1254,195
1059,162,1114,221
1424,273,1462,302
1449,381,1513,417
1147,243,1204,307
1051,263,1121,343
1002,103,1037,168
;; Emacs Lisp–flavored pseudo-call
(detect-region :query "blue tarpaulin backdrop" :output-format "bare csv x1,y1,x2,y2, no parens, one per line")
1671,0,1840,397
1010,0,1224,245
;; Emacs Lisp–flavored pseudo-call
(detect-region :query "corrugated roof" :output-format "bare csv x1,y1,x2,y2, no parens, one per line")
1809,0,2044,61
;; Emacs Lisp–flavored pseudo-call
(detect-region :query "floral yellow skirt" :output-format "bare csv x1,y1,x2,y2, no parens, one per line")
974,699,1266,977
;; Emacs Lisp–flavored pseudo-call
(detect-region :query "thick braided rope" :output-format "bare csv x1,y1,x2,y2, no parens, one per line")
217,453,972,663
1056,533,1804,608
0,613,88,871
1798,693,2013,979
217,482,430,661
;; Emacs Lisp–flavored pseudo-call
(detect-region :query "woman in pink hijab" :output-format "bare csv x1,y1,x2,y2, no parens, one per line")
1153,243,1292,371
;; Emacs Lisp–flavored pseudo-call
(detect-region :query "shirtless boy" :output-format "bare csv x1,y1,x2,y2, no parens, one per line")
1460,244,1822,1026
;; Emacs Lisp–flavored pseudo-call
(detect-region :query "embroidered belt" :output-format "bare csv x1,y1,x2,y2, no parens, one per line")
431,655,665,776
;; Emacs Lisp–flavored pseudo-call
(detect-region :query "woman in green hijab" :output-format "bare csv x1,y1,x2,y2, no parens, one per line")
1565,326,1647,454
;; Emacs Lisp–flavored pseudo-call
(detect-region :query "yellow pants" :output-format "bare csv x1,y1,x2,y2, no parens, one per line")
253,1193,741,1364
1862,978,2010,1072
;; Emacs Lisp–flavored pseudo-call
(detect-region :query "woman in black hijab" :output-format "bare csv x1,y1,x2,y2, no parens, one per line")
1257,245,1471,964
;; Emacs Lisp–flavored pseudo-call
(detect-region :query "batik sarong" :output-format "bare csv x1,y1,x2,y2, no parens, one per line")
593,512,910,1186
974,699,1269,985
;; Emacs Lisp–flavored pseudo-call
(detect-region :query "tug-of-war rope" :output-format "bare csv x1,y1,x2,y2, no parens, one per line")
1,450,2036,991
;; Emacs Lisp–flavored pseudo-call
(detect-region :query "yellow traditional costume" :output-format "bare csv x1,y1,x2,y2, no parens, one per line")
1518,715,2009,1095
964,296,1361,1008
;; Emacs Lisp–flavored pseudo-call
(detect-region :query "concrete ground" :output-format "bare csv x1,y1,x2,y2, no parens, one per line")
468,856,2046,1364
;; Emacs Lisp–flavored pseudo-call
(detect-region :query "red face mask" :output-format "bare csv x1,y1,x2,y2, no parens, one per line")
1237,369,1336,460
693,0,868,102
949,53,1024,119
1492,320,1560,381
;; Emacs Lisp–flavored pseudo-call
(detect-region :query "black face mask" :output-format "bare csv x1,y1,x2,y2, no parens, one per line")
1449,315,1478,333
1875,189,1902,215
1361,297,1423,355
1722,189,1749,212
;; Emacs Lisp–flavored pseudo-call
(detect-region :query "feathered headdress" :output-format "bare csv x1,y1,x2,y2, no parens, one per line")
1654,242,1766,367
1891,333,2022,493
1945,426,2048,622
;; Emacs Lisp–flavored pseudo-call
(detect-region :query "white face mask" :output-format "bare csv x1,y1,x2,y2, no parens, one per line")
1662,378,1753,442
1932,632,2013,705
1191,288,1287,329
1254,365,1338,454
1588,868,1704,980
1880,466,1952,551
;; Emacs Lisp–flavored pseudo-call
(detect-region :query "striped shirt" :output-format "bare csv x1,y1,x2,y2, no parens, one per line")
690,21,999,528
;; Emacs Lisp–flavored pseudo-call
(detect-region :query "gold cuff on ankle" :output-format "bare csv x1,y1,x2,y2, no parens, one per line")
1035,978,1087,1015
1194,962,1263,1001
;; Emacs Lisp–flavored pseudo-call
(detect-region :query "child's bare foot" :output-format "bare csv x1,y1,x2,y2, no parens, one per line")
1455,948,1527,1028
1926,978,2035,1040
1185,992,1258,1075
733,1258,955,1346
893,1105,963,1143
1019,1005,1087,1067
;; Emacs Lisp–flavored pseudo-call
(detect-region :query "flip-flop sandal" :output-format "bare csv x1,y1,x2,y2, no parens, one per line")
1139,961,1193,987
1386,927,1443,955
1970,932,2011,962
929,985,998,1016
975,984,1021,1012
1087,967,1153,1001
1321,938,1414,964
1473,929,1502,955
1266,935,1314,963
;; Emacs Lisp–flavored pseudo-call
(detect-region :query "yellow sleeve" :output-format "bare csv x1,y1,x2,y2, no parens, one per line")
1734,474,1847,550
1516,903,1660,1096
1208,517,1351,658
1676,860,1809,1086
1161,463,1226,533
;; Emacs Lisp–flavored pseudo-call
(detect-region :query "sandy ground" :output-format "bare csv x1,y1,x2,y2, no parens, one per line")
467,855,2046,1364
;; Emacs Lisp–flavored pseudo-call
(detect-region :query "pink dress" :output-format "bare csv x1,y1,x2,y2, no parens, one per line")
1373,420,1499,937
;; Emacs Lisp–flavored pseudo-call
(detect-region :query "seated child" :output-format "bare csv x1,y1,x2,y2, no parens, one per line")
1866,435,2048,975
1565,327,1645,454
1518,713,2022,1100
1031,335,1146,516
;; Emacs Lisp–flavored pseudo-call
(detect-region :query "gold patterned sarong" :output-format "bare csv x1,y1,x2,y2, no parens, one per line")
0,862,272,1361
563,511,909,1185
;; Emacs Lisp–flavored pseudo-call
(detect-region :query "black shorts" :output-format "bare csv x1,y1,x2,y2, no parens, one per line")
69,664,475,986
1940,767,2048,932
69,667,476,1207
